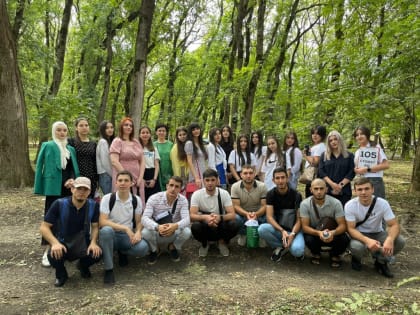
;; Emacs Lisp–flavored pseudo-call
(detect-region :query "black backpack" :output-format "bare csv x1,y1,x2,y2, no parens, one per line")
108,192,138,229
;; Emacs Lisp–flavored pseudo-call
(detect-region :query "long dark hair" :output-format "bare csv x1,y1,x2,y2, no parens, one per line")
209,127,222,154
353,125,377,146
283,131,299,168
175,126,188,161
187,122,208,160
265,135,284,167
236,134,252,166
99,120,115,146
139,125,155,151
250,131,264,158
221,125,234,147
74,117,89,143
311,125,327,142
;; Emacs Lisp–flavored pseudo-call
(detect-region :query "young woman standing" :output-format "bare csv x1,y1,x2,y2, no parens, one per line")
139,126,161,201
319,130,355,206
283,132,302,190
228,134,256,182
221,125,235,187
154,123,173,191
170,126,189,187
353,126,389,198
303,125,327,197
250,131,267,179
260,135,285,191
109,117,145,205
185,123,208,189
96,120,115,195
207,127,227,189
68,117,98,198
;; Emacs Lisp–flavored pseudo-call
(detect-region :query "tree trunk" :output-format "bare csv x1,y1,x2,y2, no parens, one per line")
12,0,25,42
411,137,420,192
0,0,34,188
97,11,115,128
130,0,156,136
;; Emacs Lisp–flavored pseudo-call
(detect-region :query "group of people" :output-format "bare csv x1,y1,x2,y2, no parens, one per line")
35,119,405,287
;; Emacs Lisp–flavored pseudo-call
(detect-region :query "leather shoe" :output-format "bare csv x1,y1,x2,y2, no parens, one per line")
54,274,68,287
76,261,91,278
118,251,128,267
351,257,362,271
374,260,394,278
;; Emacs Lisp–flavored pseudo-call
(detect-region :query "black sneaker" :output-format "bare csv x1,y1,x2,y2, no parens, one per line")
54,268,68,287
169,246,180,262
271,247,286,262
76,261,92,278
351,257,362,271
118,251,128,267
148,251,158,265
374,260,394,278
104,269,115,285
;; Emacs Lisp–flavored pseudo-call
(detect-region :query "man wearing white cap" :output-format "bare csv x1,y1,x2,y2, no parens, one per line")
40,177,102,287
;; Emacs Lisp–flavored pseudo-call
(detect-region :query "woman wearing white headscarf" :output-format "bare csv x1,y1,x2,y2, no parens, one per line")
34,121,80,266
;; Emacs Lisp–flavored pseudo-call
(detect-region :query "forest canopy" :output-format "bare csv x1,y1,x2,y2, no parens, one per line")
6,0,419,156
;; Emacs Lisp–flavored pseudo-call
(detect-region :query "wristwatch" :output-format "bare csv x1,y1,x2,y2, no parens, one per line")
367,167,372,172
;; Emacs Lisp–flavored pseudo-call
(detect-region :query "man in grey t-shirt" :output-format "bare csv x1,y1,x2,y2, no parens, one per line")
300,178,349,267
345,177,405,278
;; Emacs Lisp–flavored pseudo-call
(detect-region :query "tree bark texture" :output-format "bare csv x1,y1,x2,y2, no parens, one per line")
130,0,156,136
0,0,34,188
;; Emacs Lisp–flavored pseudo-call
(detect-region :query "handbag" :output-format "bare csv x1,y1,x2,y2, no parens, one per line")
186,159,201,199
276,209,296,231
63,230,88,261
312,197,338,231
299,165,317,184
62,205,89,261
156,199,178,225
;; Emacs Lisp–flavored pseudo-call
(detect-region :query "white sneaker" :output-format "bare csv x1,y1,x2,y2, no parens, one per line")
218,243,229,257
237,235,246,246
42,249,51,267
259,238,267,248
199,245,209,257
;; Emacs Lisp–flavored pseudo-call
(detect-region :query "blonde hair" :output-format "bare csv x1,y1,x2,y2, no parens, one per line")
324,130,349,160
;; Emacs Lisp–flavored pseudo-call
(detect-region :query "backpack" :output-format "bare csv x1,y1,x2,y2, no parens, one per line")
57,197,96,242
108,192,138,229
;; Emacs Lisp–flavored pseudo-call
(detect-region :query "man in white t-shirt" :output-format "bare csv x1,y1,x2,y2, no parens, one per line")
345,177,405,278
99,171,149,285
190,169,239,257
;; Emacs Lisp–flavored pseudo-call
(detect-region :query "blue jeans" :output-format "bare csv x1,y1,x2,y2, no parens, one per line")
99,226,149,270
99,173,112,195
235,214,266,235
258,223,305,258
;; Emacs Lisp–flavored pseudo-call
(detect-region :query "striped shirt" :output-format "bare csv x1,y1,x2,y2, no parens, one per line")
141,191,190,230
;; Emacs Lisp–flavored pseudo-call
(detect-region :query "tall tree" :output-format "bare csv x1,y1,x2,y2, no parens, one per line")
0,0,33,188
130,0,156,134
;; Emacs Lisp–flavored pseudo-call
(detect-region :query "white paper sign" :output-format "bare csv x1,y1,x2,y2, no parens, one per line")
357,147,378,168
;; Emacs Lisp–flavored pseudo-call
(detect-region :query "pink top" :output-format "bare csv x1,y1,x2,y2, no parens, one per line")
110,137,144,196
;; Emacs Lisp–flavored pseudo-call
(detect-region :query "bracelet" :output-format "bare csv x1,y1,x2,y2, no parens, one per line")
290,232,296,236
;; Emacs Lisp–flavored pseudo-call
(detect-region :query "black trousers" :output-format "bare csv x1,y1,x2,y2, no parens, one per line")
48,250,101,278
191,220,239,246
304,233,349,257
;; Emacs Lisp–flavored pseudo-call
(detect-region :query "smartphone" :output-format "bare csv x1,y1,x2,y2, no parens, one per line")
304,144,310,155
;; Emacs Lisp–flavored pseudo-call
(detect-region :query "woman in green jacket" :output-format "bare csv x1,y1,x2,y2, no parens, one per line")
34,121,80,266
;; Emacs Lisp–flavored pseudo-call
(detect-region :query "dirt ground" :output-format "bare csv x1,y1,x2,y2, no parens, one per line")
0,161,419,314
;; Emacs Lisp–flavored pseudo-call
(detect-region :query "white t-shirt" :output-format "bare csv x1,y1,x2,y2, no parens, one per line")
207,143,227,171
354,144,387,178
261,152,281,191
344,197,395,233
285,147,303,175
253,146,267,174
100,192,142,229
143,147,160,169
228,150,257,172
190,188,232,214
305,142,326,168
